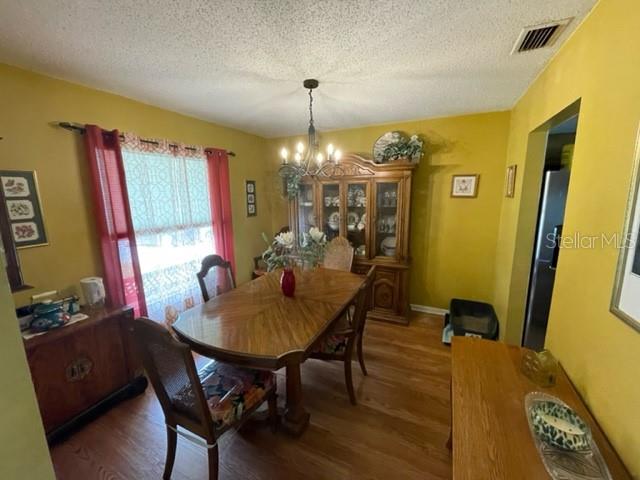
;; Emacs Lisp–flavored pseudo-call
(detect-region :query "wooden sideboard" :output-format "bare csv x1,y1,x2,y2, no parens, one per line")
451,337,631,479
289,154,415,325
23,305,147,443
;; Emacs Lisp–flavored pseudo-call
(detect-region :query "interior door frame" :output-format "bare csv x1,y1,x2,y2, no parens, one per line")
504,99,581,345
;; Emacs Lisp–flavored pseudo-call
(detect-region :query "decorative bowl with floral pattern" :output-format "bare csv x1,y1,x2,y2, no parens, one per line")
530,400,590,451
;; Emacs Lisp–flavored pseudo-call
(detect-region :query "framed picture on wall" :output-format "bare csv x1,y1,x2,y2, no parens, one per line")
246,180,257,217
505,165,517,198
0,170,48,248
451,174,479,198
611,125,640,332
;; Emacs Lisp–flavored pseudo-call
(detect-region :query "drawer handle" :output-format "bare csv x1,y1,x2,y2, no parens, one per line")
66,356,93,382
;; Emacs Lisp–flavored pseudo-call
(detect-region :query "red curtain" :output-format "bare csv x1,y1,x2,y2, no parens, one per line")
206,148,236,284
84,125,147,316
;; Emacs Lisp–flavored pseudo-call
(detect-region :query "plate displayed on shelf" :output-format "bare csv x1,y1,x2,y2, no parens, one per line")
307,211,316,226
347,211,359,230
373,131,403,164
328,211,340,231
348,186,366,207
355,245,366,256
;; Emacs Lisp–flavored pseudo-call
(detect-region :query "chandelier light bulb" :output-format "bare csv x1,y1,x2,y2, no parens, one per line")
316,152,324,165
326,143,334,156
296,142,305,154
334,149,342,162
294,152,302,164
280,147,289,163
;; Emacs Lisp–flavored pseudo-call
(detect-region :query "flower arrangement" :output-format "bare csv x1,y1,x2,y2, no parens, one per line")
261,230,295,271
261,227,326,272
300,227,327,267
382,134,423,163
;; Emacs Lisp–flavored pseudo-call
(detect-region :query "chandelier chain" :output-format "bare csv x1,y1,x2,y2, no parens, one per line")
308,89,314,126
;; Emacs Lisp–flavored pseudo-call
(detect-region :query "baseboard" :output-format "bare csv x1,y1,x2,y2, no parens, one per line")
410,304,449,316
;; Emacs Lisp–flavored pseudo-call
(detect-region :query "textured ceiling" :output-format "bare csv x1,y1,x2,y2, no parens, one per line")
0,0,596,138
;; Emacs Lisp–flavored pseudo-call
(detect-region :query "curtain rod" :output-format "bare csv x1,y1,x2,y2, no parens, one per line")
57,122,236,157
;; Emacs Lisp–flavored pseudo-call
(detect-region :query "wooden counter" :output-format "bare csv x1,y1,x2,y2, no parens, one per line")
451,337,630,479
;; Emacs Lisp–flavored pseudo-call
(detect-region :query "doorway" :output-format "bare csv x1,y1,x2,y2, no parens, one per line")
522,115,578,350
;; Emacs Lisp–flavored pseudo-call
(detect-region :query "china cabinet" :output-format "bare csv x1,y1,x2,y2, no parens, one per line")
289,154,416,324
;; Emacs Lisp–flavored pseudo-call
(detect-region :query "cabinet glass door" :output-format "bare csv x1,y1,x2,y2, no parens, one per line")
321,183,341,241
346,182,368,258
374,182,399,258
296,183,316,242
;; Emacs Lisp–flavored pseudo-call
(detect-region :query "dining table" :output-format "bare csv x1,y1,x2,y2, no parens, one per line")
172,266,366,436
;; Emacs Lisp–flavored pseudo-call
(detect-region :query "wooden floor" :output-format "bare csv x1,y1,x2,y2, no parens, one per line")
50,313,452,479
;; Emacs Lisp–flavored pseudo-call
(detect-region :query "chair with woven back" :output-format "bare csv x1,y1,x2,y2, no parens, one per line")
322,236,354,272
197,254,236,303
132,317,277,480
310,265,376,404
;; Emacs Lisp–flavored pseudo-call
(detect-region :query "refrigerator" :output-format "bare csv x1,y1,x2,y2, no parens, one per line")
523,169,570,351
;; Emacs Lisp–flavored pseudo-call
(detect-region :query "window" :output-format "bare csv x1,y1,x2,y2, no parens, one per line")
122,142,213,320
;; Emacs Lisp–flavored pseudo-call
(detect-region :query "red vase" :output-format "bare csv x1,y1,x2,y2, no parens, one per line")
280,268,296,297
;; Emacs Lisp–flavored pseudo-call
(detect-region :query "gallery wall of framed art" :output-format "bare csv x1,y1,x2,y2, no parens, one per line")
0,170,48,248
245,180,257,217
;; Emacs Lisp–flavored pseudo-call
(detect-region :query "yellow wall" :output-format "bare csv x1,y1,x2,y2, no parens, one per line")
268,111,511,308
494,0,640,475
3,0,639,472
0,64,274,307
0,266,54,479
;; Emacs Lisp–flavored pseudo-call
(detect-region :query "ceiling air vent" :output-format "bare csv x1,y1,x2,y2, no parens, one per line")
511,18,572,54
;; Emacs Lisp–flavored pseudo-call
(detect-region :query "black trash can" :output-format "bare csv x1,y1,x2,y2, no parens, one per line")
447,298,499,341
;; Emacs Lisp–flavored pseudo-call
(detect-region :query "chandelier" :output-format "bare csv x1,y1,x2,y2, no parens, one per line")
278,79,342,197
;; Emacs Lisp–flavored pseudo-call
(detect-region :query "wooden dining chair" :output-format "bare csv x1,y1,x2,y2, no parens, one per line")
323,236,354,271
310,265,376,404
132,317,277,480
197,255,236,302
252,255,268,279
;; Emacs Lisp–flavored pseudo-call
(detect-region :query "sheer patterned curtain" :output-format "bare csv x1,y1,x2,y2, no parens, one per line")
120,133,215,322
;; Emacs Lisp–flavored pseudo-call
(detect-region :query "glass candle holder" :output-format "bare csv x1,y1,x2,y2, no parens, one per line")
521,349,559,387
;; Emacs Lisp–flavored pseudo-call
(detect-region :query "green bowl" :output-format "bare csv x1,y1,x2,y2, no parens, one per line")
530,401,590,451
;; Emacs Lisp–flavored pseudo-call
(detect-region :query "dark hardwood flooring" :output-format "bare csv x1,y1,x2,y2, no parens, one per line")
50,313,452,479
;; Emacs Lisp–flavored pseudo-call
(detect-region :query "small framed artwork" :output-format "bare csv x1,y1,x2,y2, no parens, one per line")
245,180,257,217
611,125,640,332
0,170,48,248
505,165,517,198
451,174,479,198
